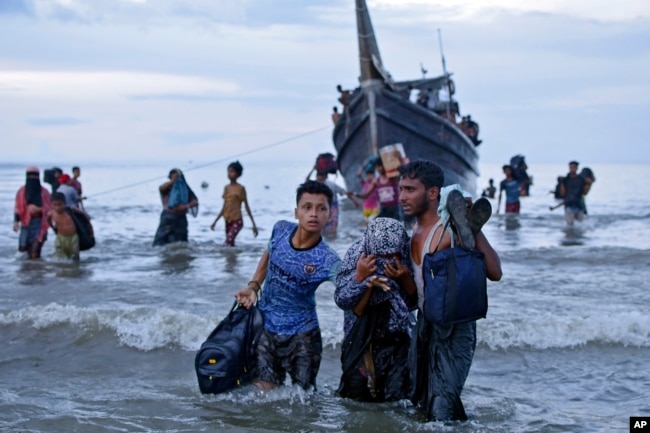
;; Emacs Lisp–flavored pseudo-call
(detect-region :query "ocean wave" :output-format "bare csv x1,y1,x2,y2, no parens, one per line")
0,303,215,352
478,310,650,349
2,303,648,353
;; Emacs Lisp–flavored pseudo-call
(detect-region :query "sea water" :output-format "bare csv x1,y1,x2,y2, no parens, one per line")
1,160,649,433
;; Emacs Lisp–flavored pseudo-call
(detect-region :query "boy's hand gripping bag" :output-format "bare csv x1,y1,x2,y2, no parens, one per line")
195,302,263,394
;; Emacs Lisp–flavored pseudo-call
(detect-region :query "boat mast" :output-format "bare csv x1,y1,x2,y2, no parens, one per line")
356,0,384,82
437,28,452,119
356,0,385,155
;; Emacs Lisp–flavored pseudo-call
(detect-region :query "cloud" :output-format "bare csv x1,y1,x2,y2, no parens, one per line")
0,70,239,101
0,0,648,165
160,131,224,146
0,0,33,16
26,116,88,126
372,0,650,22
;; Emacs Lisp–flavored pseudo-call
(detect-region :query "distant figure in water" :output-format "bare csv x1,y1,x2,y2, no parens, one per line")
13,166,51,259
559,161,589,226
70,166,86,212
210,161,258,247
481,178,496,199
153,168,199,246
47,192,92,261
579,167,596,214
497,165,521,214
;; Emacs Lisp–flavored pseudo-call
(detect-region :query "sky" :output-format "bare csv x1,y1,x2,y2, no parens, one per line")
1,0,649,169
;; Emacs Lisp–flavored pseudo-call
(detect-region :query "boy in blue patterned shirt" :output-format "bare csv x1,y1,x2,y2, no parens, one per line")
236,181,341,391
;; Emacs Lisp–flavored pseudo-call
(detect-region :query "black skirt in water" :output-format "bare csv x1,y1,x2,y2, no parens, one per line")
337,301,411,402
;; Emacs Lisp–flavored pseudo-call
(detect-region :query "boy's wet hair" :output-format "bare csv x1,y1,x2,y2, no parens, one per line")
399,160,444,189
296,180,333,207
228,161,243,177
51,192,66,203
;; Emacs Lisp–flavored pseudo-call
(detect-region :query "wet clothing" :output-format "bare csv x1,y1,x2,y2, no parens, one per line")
258,221,340,336
335,218,415,402
18,217,47,256
15,183,51,254
255,220,340,389
153,211,190,246
224,218,243,246
410,316,475,421
153,171,198,246
256,327,322,389
562,174,586,209
410,221,475,421
337,302,411,402
562,174,587,225
505,202,521,213
55,233,80,260
499,178,520,213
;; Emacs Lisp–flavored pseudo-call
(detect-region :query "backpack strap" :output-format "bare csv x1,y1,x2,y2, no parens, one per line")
431,219,452,255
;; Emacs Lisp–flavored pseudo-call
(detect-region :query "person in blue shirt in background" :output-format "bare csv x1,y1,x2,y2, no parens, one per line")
235,180,341,391
496,165,521,214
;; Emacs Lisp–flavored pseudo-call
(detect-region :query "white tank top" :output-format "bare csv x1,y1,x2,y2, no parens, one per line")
412,220,444,311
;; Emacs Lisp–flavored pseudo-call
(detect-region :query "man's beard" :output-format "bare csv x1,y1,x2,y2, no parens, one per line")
408,194,430,217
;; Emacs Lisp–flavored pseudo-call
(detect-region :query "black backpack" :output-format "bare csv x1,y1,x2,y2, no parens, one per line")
195,302,264,394
65,208,95,251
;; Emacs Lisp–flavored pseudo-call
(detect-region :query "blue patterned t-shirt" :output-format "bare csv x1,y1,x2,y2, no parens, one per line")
258,220,341,335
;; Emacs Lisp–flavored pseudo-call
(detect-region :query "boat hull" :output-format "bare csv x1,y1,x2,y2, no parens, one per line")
333,84,480,195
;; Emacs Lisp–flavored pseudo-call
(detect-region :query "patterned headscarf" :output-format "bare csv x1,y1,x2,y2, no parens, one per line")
336,218,414,335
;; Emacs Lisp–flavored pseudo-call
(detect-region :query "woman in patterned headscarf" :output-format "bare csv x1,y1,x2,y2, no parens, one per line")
153,168,199,246
334,217,417,402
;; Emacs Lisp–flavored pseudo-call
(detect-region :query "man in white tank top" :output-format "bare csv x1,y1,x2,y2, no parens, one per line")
398,160,502,422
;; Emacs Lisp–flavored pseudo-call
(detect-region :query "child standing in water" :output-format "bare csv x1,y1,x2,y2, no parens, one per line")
47,192,92,260
210,161,258,246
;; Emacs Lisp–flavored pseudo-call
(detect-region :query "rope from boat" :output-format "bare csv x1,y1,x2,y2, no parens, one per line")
85,124,331,199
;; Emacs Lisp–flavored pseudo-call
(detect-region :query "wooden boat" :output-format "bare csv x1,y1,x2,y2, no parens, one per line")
333,0,482,194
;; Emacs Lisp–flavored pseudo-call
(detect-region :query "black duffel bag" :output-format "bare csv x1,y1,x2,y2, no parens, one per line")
195,301,263,394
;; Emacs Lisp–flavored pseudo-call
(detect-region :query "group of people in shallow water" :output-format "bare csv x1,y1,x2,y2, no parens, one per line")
13,165,89,260
233,159,502,422
12,159,503,423
484,158,594,227
151,161,259,248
